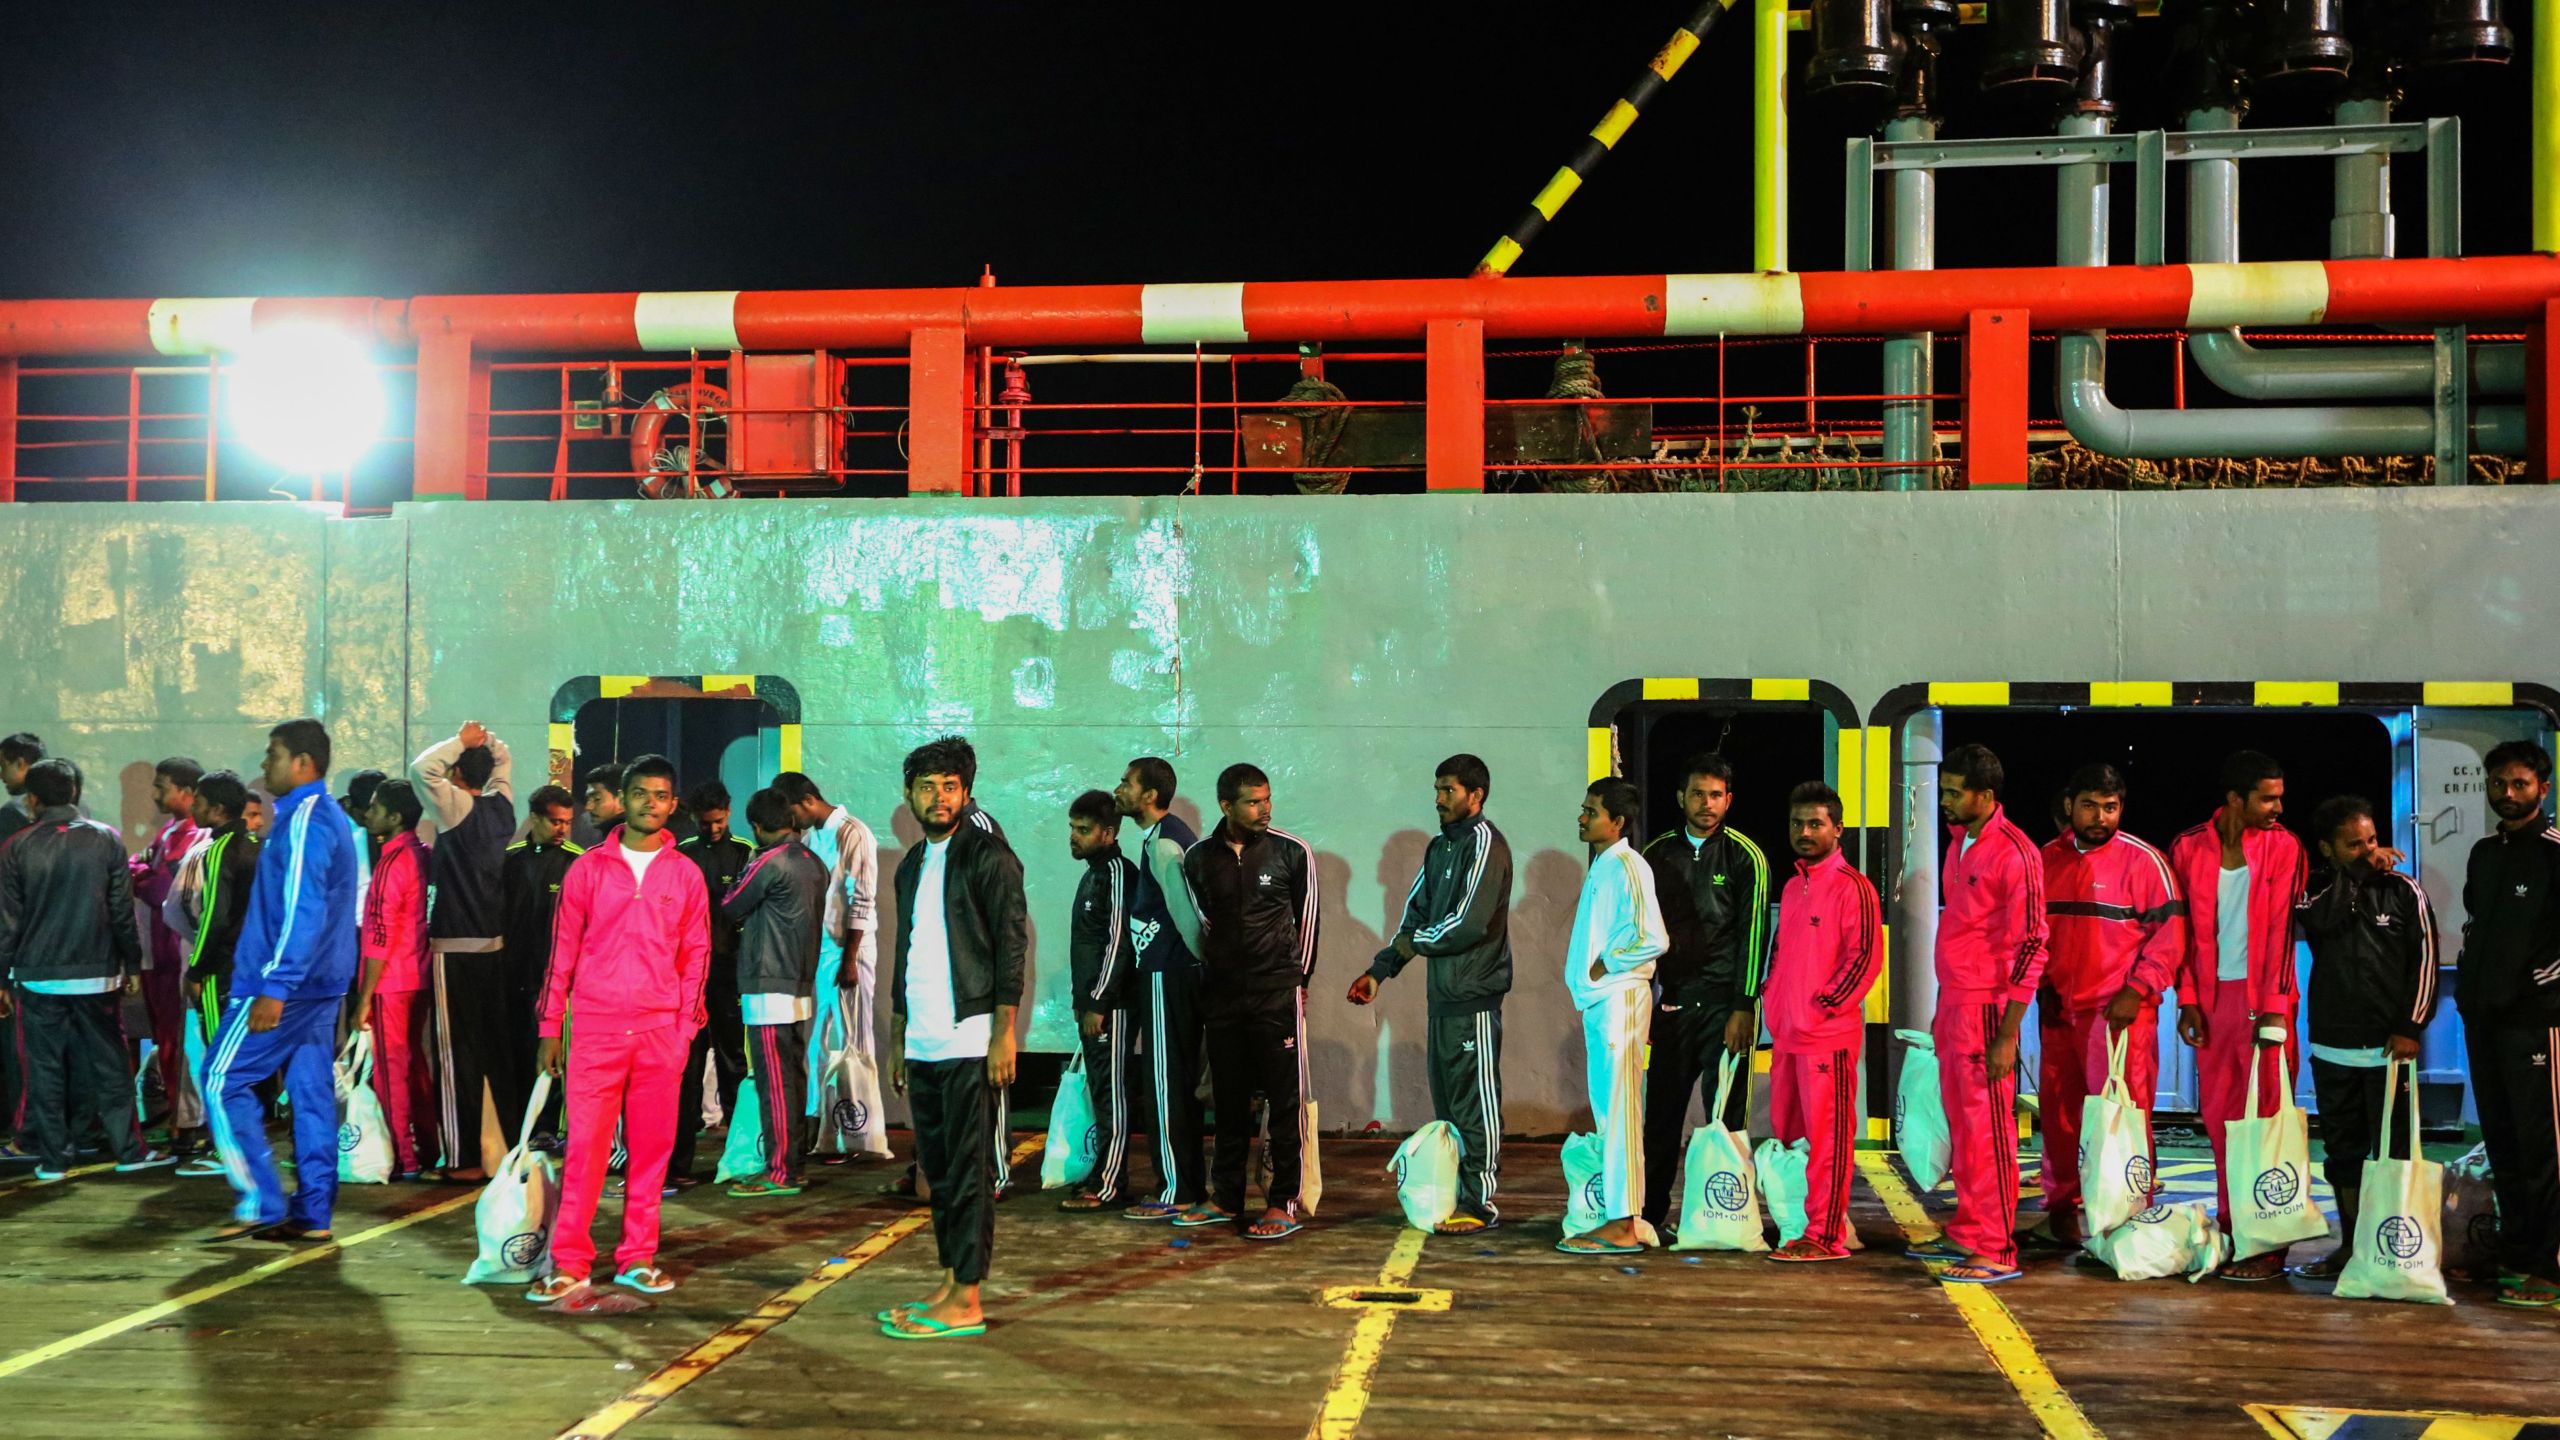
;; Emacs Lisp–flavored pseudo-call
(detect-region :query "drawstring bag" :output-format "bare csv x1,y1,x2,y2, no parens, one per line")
334,1031,394,1185
1041,1054,1099,1191
1673,1053,1768,1252
1562,1132,1608,1237
2078,1028,2156,1236
1894,1029,1952,1194
1388,1120,1462,1232
2439,1143,2499,1280
465,1074,562,1285
715,1074,768,1185
2224,1043,2329,1260
2084,1199,2228,1282
2336,1059,2452,1305
1755,1138,1812,1245
815,1008,891,1159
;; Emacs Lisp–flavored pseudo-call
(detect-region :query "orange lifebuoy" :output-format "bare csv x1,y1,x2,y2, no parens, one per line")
630,383,728,498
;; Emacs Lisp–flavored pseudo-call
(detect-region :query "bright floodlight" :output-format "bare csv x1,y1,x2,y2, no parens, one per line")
230,327,387,474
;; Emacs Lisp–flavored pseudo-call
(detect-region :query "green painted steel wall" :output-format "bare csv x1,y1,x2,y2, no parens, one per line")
6,488,2558,1132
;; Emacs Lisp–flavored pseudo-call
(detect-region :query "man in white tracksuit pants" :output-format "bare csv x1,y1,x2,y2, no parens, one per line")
777,773,889,1159
1559,776,1669,1256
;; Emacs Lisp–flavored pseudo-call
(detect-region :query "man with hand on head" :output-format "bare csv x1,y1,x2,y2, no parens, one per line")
1351,753,1513,1234
528,755,710,1308
1557,777,1669,1256
883,737,1026,1340
413,721,518,1180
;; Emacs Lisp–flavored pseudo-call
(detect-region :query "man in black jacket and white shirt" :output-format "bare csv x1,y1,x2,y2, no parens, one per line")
0,759,173,1180
1350,753,1511,1232
884,737,1025,1341
1182,762,1320,1240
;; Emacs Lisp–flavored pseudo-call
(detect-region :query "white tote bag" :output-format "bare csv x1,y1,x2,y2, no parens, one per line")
815,1008,891,1158
2084,1199,2228,1282
715,1075,768,1184
464,1075,563,1285
2336,1060,2452,1305
1893,1029,1953,1194
2224,1043,2329,1260
1388,1120,1462,1232
1674,1055,1768,1253
1754,1137,1811,1245
2078,1028,2156,1237
1562,1131,1608,1237
334,1031,394,1185
1041,1054,1099,1190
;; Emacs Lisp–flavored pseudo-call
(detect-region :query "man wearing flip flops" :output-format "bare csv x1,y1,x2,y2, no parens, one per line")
1558,777,1669,1257
2456,741,2560,1310
1910,745,2047,1286
1758,782,1882,1264
1061,789,1149,1213
883,737,1027,1340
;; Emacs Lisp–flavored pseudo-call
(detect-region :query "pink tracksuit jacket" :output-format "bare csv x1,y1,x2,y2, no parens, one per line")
2039,831,2184,1011
2166,810,2307,1020
539,830,712,1037
362,832,430,995
1935,805,2050,1004
1760,848,1883,1048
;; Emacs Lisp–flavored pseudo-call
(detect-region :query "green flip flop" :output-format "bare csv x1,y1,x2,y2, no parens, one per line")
881,1312,986,1340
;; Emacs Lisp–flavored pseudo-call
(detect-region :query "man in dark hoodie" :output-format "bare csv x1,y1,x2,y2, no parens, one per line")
719,787,827,1198
1350,753,1512,1233
0,759,172,1181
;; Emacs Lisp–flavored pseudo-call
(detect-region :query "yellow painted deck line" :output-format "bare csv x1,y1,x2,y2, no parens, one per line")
0,1189,477,1381
1859,1153,2103,1440
556,1136,1043,1440
1306,1227,1430,1440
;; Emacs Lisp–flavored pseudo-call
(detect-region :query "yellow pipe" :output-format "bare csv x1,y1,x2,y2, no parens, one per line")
1755,0,1789,273
2539,0,2559,252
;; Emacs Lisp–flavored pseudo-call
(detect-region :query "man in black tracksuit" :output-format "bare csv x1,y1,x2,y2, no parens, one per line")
673,783,753,1184
501,785,582,1147
1351,754,1512,1230
721,787,827,1195
1113,756,1203,1219
1066,790,1149,1209
1182,762,1320,1239
1636,754,1771,1233
885,736,1026,1339
2459,741,2560,1304
0,760,167,1176
414,726,518,1178
2292,795,2439,1279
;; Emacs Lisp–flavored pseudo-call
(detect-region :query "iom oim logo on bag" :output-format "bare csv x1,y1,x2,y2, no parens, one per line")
2251,1162,2299,1213
1704,1170,1749,1213
1083,1123,1102,1157
501,1231,546,1269
834,1099,869,1134
2125,1153,2154,1195
1581,1173,1605,1214
2378,1215,2425,1262
337,1121,361,1154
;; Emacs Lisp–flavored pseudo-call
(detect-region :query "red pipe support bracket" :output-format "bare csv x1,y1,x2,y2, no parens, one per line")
0,356,17,502
907,326,972,495
1963,310,2030,489
8,257,2560,357
2530,298,2559,484
413,332,490,500
1425,318,1486,492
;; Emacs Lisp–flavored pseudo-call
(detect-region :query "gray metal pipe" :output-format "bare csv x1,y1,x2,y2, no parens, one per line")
2055,113,2525,458
2184,107,2527,399
1881,114,1936,491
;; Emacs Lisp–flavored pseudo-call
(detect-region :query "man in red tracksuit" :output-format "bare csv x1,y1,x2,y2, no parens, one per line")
350,780,436,1180
132,757,205,1153
2168,751,2309,1281
527,755,710,1308
1756,782,1883,1263
2034,763,2185,1246
1917,744,2047,1285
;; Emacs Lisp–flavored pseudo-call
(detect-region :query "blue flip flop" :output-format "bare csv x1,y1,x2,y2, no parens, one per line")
1904,1239,1969,1262
1941,1263,2024,1285
1243,1216,1303,1242
1555,1237,1646,1256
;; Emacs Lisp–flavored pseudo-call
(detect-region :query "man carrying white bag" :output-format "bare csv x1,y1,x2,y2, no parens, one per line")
2077,1029,2156,1238
334,1030,394,1185
466,1075,561,1286
1673,1053,1767,1252
2221,1043,2329,1264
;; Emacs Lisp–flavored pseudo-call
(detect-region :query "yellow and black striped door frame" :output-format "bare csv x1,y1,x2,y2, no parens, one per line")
544,673,807,785
1861,679,2560,1146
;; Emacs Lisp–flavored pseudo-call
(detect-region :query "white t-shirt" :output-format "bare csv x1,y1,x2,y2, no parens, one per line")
2216,864,2252,982
903,837,992,1062
740,992,815,1025
619,839,661,889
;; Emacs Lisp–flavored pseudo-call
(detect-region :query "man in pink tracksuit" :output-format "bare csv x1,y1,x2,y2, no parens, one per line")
1919,744,2047,1284
351,780,436,1179
132,757,205,1153
2034,763,2184,1246
1756,781,1883,1263
2167,750,2308,1280
528,754,710,1306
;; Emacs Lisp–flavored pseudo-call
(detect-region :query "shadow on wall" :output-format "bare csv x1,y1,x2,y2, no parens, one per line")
1309,845,1399,1135
1519,845,1595,1135
116,760,159,847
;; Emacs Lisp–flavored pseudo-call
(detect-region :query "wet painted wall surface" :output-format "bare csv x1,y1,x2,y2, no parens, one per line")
6,488,2559,1132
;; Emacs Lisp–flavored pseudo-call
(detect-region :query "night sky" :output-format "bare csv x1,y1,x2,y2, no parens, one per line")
2,3,2542,302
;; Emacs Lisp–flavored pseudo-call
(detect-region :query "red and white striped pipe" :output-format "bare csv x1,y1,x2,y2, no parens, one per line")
1,257,2555,356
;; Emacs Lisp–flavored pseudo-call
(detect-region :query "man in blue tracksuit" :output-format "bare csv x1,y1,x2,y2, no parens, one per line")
202,719,360,1242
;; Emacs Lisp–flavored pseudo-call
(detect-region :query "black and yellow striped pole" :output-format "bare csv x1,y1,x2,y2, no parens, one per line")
1473,1,1739,277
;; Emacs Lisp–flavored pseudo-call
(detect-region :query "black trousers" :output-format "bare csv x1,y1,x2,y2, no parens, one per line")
20,989,145,1169
1207,986,1307,1217
1427,1007,1505,1221
704,967,746,1123
1146,967,1206,1206
1077,1007,1154,1202
504,950,561,1139
3,987,26,1144
1641,999,1751,1228
909,1055,996,1284
2309,1057,2415,1203
2468,1018,2560,1281
433,948,520,1170
743,1018,812,1185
